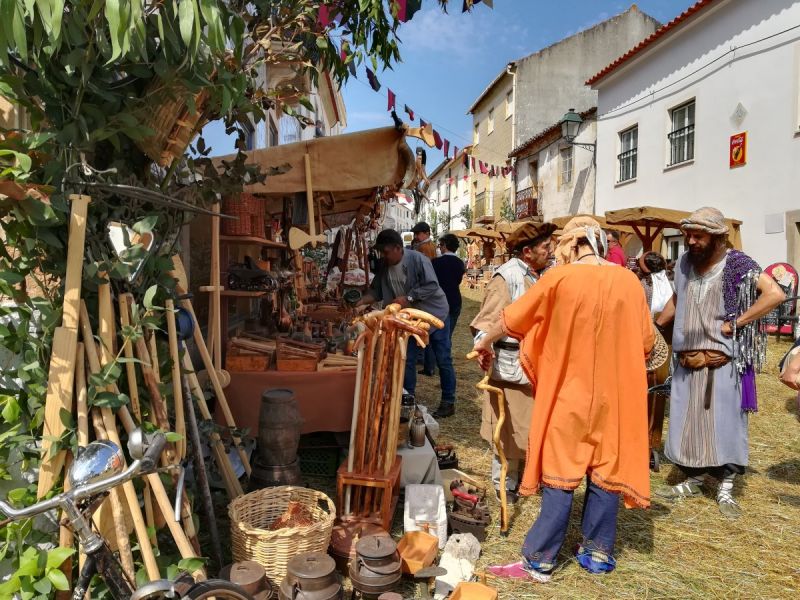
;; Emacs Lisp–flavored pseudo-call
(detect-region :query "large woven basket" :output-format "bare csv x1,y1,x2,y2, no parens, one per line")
135,80,209,167
228,486,335,586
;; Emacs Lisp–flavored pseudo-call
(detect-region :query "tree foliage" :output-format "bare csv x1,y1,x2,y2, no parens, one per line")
0,0,474,584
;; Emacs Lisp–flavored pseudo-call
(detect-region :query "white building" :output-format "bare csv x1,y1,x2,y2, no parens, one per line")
426,149,473,233
510,109,597,221
591,0,800,266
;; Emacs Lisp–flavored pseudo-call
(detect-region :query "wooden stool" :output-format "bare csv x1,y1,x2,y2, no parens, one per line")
336,457,402,531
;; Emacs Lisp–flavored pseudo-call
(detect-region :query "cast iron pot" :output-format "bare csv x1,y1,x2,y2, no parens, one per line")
348,536,402,598
278,552,342,600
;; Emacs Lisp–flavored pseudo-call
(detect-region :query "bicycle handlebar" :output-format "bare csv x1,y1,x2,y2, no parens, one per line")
0,432,166,521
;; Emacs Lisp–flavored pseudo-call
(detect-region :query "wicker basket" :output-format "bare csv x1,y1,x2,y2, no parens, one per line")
135,81,209,167
222,193,264,237
228,486,336,587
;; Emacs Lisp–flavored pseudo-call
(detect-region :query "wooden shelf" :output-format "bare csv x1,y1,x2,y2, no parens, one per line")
216,289,268,298
220,235,287,249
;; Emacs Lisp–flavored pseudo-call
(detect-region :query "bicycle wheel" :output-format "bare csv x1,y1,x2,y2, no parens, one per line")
181,579,255,599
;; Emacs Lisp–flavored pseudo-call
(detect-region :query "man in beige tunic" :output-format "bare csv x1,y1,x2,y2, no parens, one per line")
470,222,557,503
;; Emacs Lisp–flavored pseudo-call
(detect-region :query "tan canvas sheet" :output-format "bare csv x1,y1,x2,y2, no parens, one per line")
214,127,413,200
605,206,742,249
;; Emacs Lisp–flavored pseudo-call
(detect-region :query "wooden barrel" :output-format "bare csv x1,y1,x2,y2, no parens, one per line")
256,388,303,467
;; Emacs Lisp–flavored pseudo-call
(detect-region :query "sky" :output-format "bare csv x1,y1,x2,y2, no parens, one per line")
204,1,697,157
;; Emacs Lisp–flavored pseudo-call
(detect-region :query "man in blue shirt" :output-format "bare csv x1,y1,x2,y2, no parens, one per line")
357,229,458,418
421,233,466,376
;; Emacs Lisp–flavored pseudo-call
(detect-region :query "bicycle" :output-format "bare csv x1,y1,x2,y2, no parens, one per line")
0,429,253,600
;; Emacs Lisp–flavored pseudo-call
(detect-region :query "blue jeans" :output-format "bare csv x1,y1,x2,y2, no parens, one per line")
423,307,461,373
405,317,456,405
522,479,619,575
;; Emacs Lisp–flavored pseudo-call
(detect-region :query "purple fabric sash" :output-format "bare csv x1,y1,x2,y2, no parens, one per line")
723,250,761,413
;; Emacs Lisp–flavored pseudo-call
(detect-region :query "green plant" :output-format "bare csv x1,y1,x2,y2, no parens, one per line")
0,0,478,591
0,546,75,599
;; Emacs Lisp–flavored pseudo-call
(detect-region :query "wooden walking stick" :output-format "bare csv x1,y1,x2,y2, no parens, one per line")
118,294,141,420
467,351,510,536
344,323,367,515
38,194,90,498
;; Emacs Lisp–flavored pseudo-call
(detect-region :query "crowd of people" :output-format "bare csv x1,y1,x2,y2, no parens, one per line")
359,207,789,583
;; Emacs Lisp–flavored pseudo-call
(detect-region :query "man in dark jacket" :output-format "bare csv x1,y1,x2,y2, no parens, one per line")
357,229,458,418
421,233,466,376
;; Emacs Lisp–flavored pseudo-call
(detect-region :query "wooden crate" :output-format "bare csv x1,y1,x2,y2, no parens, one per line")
226,346,272,372
276,357,318,372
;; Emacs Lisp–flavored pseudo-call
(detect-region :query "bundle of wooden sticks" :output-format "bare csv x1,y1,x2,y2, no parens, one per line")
341,304,444,520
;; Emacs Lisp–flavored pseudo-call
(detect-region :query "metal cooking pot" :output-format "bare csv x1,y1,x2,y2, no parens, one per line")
278,552,342,600
348,536,402,598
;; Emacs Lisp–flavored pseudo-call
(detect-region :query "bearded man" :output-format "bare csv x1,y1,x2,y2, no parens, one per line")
469,221,556,503
474,217,654,581
655,207,784,518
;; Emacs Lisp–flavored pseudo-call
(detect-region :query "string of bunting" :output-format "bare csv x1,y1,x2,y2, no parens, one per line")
318,0,506,175
362,64,512,179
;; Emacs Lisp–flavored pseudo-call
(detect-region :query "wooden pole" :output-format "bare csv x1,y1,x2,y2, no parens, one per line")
38,194,90,498
117,294,141,419
79,302,202,572
54,452,74,600
170,256,251,475
165,299,186,460
211,201,222,369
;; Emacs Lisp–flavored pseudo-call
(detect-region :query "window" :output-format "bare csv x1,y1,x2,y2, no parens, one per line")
279,114,301,145
618,126,638,182
474,123,480,144
243,123,256,151
506,90,513,118
488,108,494,134
268,118,279,147
668,100,695,166
560,147,573,185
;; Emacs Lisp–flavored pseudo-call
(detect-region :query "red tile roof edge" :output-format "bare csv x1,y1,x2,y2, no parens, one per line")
586,0,722,86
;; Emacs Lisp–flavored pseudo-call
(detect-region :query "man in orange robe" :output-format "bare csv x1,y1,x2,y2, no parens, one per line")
473,217,654,581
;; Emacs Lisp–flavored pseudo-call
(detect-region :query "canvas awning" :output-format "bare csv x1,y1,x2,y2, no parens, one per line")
605,206,742,250
214,126,416,219
550,214,635,234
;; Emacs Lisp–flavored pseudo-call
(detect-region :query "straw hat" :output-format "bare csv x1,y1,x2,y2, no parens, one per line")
646,326,670,372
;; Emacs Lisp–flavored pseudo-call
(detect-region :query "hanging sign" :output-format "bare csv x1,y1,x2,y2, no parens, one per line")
729,132,747,168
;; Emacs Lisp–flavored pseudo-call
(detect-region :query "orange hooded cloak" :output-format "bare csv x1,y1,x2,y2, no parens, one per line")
502,263,655,508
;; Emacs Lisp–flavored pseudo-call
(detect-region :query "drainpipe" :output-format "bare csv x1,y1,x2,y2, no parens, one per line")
507,62,517,218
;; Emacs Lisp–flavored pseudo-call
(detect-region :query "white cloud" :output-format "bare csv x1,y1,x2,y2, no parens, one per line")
397,7,489,56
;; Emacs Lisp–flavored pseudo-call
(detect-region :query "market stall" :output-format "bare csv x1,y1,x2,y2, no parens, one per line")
207,126,422,436
604,205,743,252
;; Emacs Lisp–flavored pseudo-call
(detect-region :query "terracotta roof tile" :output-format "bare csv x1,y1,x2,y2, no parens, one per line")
587,0,722,86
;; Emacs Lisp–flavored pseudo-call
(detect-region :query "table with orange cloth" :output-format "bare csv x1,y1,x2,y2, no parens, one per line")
220,370,355,435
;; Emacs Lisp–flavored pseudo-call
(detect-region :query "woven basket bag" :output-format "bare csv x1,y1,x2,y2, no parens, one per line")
228,486,336,586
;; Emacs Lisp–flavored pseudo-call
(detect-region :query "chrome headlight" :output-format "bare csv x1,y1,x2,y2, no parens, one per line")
68,440,125,488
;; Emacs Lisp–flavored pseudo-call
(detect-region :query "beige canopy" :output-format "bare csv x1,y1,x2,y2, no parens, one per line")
605,206,743,251
214,126,416,220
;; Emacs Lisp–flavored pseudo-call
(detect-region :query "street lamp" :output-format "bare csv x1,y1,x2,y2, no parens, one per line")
559,108,596,163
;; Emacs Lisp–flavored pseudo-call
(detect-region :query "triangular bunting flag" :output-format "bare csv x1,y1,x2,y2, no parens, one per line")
453,146,459,160
366,67,381,91
318,5,333,28
387,89,396,111
420,118,427,128
433,130,443,150
442,139,450,157
395,0,423,23
404,104,415,121
479,161,487,174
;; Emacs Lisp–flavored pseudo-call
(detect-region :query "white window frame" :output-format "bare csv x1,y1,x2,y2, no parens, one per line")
505,90,513,119
559,146,573,187
617,125,638,183
667,100,695,166
487,108,494,134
